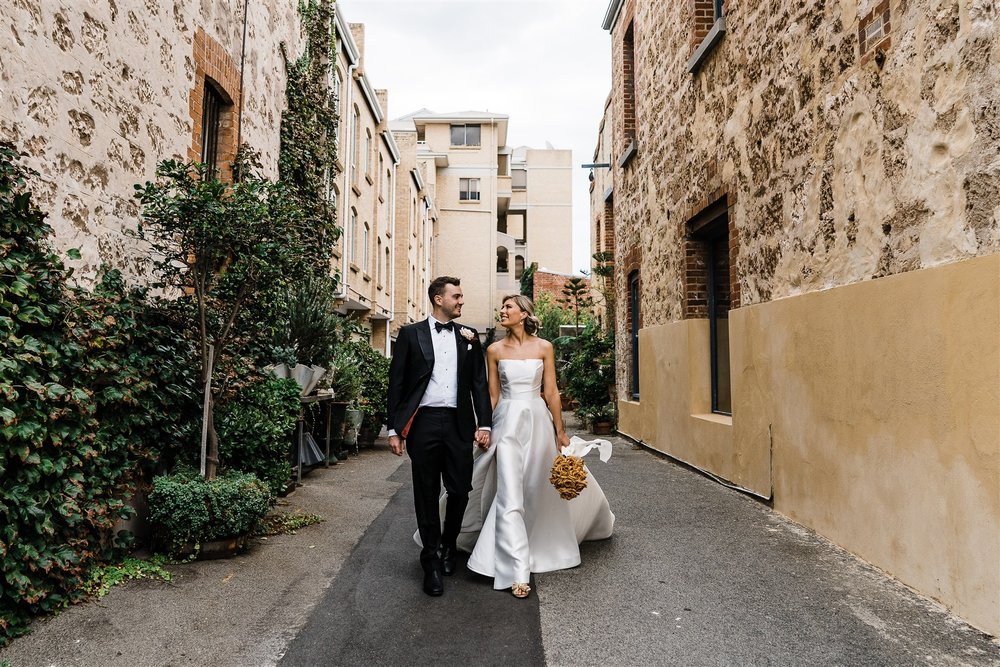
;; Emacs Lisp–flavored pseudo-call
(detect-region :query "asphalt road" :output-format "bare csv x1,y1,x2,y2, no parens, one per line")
280,434,999,667
2,425,996,666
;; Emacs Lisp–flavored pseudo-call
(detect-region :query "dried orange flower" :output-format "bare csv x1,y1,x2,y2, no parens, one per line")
549,454,588,500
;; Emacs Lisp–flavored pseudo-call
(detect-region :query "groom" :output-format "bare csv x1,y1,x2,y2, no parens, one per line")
387,276,492,596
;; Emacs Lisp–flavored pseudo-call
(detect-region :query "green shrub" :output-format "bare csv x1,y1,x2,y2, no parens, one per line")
217,376,300,495
0,145,198,643
147,470,273,553
344,341,389,432
564,325,616,426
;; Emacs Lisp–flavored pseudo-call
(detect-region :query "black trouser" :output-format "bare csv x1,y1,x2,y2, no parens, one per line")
406,407,473,571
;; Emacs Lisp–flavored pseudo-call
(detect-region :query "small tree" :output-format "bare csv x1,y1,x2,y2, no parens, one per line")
558,276,594,333
591,251,615,331
133,157,316,479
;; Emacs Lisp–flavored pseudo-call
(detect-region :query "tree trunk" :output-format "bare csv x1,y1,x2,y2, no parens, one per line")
206,396,220,480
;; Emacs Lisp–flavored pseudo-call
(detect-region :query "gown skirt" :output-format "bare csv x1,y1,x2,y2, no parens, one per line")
456,359,615,590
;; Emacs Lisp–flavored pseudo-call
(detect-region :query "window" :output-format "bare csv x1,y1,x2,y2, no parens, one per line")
496,247,509,273
377,238,382,284
514,255,525,279
364,130,372,177
363,222,370,273
450,124,481,146
511,168,527,190
349,209,358,263
622,22,635,145
200,81,225,177
385,246,390,291
459,178,480,201
688,0,727,72
688,211,732,415
351,107,360,182
378,154,384,198
629,271,640,399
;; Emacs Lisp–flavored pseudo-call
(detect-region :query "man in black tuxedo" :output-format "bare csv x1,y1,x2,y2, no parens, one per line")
387,276,492,596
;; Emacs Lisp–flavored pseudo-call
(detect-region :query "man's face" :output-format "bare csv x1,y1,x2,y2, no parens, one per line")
436,284,464,321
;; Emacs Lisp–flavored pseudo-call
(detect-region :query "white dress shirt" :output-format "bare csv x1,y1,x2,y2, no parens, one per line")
420,315,459,408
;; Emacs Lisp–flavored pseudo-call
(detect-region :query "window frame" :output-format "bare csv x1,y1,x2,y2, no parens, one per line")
450,124,482,147
200,81,225,178
629,270,640,400
459,177,481,202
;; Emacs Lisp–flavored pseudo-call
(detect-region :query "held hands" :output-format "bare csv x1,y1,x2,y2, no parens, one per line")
556,431,571,452
389,435,406,457
474,429,492,450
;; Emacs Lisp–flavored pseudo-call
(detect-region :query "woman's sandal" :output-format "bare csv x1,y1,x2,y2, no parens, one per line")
511,583,531,599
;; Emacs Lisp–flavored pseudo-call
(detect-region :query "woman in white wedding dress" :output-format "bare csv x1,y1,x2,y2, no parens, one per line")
457,294,615,598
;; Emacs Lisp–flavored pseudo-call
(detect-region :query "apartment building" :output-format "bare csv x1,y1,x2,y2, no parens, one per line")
388,117,438,342
331,14,400,352
389,110,573,337
597,0,999,634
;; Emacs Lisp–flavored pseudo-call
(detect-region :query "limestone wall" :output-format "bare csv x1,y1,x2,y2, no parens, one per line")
608,0,999,345
0,1,304,283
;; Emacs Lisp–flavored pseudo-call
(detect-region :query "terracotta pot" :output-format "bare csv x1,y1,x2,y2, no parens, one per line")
592,421,613,436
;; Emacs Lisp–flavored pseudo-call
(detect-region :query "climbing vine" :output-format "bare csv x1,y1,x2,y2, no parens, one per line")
278,0,341,277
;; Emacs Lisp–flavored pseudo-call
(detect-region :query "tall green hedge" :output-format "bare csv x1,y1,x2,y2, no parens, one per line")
0,145,199,643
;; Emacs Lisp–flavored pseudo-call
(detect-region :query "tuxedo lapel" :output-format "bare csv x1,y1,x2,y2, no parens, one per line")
454,323,467,376
416,319,434,369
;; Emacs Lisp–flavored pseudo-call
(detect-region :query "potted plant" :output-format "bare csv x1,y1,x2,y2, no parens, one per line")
147,468,273,558
589,402,617,435
353,342,390,448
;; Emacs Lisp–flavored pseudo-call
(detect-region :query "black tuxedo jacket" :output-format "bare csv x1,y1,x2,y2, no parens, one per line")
387,319,492,442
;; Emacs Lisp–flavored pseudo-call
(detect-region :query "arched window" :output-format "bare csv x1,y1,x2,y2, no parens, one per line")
351,107,360,181
496,247,509,273
350,208,358,263
377,238,382,284
365,130,372,177
514,255,525,279
363,222,370,273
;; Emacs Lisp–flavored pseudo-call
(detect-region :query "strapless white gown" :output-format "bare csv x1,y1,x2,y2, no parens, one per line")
459,359,615,590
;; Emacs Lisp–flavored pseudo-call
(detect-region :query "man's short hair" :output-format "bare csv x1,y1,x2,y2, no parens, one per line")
428,276,461,304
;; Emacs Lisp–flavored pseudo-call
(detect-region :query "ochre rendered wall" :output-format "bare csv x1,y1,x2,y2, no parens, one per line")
619,254,1000,634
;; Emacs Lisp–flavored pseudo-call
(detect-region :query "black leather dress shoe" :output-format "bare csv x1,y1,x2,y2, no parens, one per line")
440,547,458,576
423,568,444,596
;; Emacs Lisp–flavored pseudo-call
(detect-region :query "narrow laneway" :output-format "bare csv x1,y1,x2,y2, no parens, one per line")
281,424,998,666
2,422,995,666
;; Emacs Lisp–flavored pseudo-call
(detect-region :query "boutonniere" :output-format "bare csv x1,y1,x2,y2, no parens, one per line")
459,327,475,341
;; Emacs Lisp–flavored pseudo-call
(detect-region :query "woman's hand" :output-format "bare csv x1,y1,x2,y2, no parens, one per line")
556,431,570,451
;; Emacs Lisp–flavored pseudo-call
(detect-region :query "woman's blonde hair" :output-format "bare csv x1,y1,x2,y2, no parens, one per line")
502,294,541,336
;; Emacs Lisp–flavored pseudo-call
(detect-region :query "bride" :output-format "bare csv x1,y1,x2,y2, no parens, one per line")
457,294,615,598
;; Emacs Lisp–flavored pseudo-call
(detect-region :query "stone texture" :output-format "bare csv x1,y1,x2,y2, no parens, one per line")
604,0,1000,393
0,1,304,284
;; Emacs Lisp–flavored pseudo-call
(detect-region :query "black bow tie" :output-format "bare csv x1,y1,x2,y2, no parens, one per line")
434,321,454,333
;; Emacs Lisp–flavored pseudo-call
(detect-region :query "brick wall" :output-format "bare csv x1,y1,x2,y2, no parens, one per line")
532,270,589,302
188,28,241,182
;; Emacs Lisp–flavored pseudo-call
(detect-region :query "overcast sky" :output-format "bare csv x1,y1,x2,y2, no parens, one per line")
337,0,612,274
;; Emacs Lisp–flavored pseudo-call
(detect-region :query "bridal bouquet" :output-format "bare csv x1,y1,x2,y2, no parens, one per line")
549,436,613,500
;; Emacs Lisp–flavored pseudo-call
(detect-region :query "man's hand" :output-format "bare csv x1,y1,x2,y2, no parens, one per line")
389,435,406,457
474,429,491,450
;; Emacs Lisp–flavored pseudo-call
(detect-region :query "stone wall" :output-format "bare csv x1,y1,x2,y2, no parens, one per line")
607,0,999,384
0,2,304,283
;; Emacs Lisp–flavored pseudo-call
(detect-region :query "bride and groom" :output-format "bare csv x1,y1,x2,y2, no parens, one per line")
387,276,615,598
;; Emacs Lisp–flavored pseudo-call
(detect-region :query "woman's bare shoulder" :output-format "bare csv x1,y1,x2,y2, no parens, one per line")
535,337,554,353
